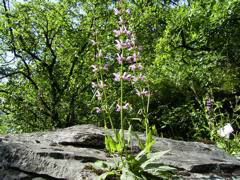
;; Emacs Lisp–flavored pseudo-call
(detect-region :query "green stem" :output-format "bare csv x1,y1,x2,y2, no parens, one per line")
120,58,124,150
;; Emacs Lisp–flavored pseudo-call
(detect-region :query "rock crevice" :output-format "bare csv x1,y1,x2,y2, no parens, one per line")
0,124,239,179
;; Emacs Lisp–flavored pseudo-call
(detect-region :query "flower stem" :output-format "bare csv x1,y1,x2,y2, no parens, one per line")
120,54,125,151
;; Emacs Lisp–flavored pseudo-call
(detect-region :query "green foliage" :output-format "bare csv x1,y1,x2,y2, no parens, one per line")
0,0,239,159
93,146,176,180
0,0,115,132
148,0,240,142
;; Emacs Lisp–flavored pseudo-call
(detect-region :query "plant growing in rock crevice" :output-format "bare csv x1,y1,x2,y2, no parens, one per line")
91,0,151,154
89,0,176,179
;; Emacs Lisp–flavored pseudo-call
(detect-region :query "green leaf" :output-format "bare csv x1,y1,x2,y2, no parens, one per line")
141,150,170,169
97,171,116,180
127,125,132,146
120,167,143,180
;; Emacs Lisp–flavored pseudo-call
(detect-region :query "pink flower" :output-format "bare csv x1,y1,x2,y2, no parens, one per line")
136,89,149,96
129,64,137,71
137,64,143,70
116,104,121,112
98,81,107,88
132,52,140,62
114,8,120,15
139,74,145,81
91,65,98,72
123,103,129,110
126,56,133,63
131,76,138,83
122,72,131,81
103,64,109,71
123,27,131,36
117,53,124,64
113,30,121,37
119,17,125,25
96,90,102,100
116,103,130,112
115,40,124,50
113,72,121,81
92,82,97,88
96,50,103,58
126,8,131,14
113,27,124,37
125,39,133,50
95,107,101,113
91,40,97,46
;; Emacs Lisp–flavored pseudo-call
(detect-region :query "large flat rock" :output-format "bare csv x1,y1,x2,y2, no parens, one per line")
0,124,240,179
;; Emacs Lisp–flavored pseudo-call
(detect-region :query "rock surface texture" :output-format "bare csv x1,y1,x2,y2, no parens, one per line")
0,124,240,179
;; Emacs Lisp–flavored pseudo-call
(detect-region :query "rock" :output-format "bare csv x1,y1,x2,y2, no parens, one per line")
0,124,239,179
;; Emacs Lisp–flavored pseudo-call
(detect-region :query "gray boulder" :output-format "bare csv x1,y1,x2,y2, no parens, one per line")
0,124,239,179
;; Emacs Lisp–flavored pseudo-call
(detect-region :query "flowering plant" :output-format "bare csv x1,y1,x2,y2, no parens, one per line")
91,0,151,154
88,0,176,179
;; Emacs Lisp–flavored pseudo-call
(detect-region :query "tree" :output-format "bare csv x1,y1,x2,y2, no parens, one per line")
0,0,105,131
0,0,172,132
149,0,240,139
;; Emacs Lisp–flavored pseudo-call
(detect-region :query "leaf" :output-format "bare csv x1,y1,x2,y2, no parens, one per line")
141,150,170,169
131,131,144,150
105,135,117,153
135,140,155,161
127,125,132,146
143,164,176,179
144,163,176,172
145,129,155,153
120,167,142,180
97,171,116,180
130,118,142,121
93,161,115,170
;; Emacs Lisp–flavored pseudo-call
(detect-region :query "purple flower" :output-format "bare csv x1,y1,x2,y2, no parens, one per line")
92,82,97,88
118,17,125,25
123,27,131,36
132,52,140,62
126,8,131,14
206,97,213,111
116,103,130,112
96,90,102,100
139,74,145,81
117,53,124,64
125,39,133,51
95,107,101,114
114,8,120,15
137,64,143,70
129,64,137,71
113,72,121,81
122,72,131,81
131,74,145,83
136,89,149,96
91,65,98,72
123,103,130,110
91,40,97,46
103,64,109,71
98,81,107,88
116,104,121,112
96,50,103,58
131,76,138,83
129,64,143,71
113,30,121,37
113,27,124,37
115,40,124,50
126,56,133,63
